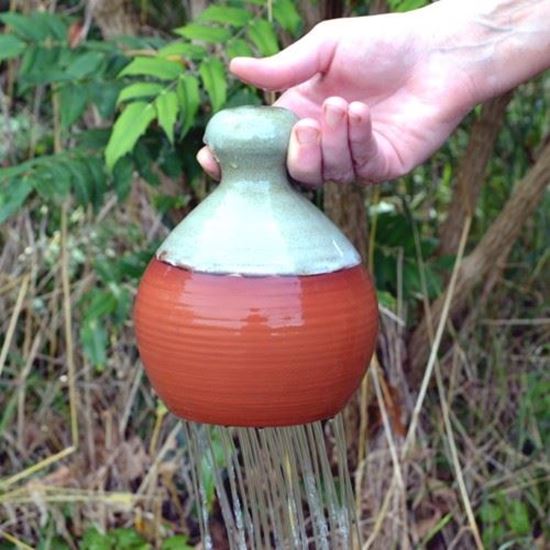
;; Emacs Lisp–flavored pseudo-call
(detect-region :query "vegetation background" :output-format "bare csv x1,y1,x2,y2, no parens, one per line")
0,0,548,548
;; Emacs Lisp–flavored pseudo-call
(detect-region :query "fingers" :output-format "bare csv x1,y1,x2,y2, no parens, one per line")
321,97,354,183
229,27,331,91
198,100,382,186
287,99,380,186
348,101,380,182
287,119,322,186
196,147,220,180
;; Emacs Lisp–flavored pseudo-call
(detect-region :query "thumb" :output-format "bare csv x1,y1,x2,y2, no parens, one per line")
230,28,331,91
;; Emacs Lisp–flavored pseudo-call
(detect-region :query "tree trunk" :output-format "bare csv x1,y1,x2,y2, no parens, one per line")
185,0,209,21
87,0,139,39
324,182,368,260
369,0,390,15
438,92,513,257
408,140,550,380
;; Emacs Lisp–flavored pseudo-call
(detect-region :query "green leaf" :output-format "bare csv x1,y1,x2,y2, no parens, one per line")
199,57,227,112
227,39,253,59
112,157,134,201
273,0,302,35
0,34,26,61
34,163,71,200
0,13,47,41
113,287,131,326
39,12,68,41
105,102,156,169
155,90,179,144
198,6,251,27
388,0,428,11
85,157,108,210
225,87,262,108
0,178,33,224
65,51,104,79
176,74,200,136
66,160,93,206
480,502,502,523
117,82,164,104
0,164,28,180
119,57,183,80
247,19,279,56
376,290,397,311
133,141,159,186
81,527,111,550
81,320,108,368
89,81,123,119
0,392,18,434
18,45,38,79
505,500,531,536
18,45,65,86
84,290,118,322
174,23,231,43
116,250,152,280
154,194,189,214
59,83,89,128
109,528,150,549
161,535,193,550
4,12,68,42
157,41,206,60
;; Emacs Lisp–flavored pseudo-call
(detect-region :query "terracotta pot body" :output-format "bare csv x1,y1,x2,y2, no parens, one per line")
134,107,378,427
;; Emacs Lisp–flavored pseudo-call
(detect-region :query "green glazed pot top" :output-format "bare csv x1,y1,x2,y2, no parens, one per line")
156,105,361,276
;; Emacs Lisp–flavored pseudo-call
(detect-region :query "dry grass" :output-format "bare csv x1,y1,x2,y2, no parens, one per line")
0,185,548,548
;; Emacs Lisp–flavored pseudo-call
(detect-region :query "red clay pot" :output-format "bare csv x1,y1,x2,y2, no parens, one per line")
133,106,379,427
134,259,378,427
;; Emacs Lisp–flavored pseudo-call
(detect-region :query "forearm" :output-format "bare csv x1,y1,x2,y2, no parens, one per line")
426,0,550,102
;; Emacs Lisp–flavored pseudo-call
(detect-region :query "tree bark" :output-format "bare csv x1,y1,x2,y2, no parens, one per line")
324,182,368,260
185,0,209,21
438,92,514,257
369,0,390,15
408,140,550,381
87,0,139,39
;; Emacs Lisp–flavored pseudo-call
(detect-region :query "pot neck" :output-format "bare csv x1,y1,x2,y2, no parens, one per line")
219,164,290,189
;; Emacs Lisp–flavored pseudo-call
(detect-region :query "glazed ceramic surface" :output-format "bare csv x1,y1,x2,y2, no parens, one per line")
134,259,378,427
157,106,361,276
134,105,379,426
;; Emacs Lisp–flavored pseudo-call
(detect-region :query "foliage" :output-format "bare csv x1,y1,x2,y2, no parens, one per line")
0,1,301,368
0,12,138,228
79,526,192,549
105,0,301,170
0,0,302,222
386,0,429,12
0,1,548,548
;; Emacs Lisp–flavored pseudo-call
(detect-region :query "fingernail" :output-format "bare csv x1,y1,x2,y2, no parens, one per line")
296,126,319,145
324,104,344,128
349,111,362,125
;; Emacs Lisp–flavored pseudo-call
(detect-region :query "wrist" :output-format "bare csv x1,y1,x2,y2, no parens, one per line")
422,0,550,103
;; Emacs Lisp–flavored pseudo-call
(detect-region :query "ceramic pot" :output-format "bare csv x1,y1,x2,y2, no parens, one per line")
134,106,378,427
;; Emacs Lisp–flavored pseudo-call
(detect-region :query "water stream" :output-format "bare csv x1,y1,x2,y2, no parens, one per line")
181,414,361,549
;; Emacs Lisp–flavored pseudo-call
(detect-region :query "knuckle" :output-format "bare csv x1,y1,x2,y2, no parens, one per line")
352,153,371,169
324,170,354,184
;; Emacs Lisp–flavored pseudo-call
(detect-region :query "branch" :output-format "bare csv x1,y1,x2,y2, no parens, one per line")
409,139,550,381
438,92,513,257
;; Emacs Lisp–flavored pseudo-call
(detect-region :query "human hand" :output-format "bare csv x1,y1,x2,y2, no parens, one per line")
197,6,480,185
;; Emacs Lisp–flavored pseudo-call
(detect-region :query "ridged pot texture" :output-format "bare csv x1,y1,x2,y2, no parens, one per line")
134,258,378,427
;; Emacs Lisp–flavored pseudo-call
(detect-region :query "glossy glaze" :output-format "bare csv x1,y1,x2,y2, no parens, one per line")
134,258,378,427
157,106,361,276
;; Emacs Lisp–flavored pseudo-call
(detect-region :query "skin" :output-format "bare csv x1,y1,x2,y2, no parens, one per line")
197,0,550,186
